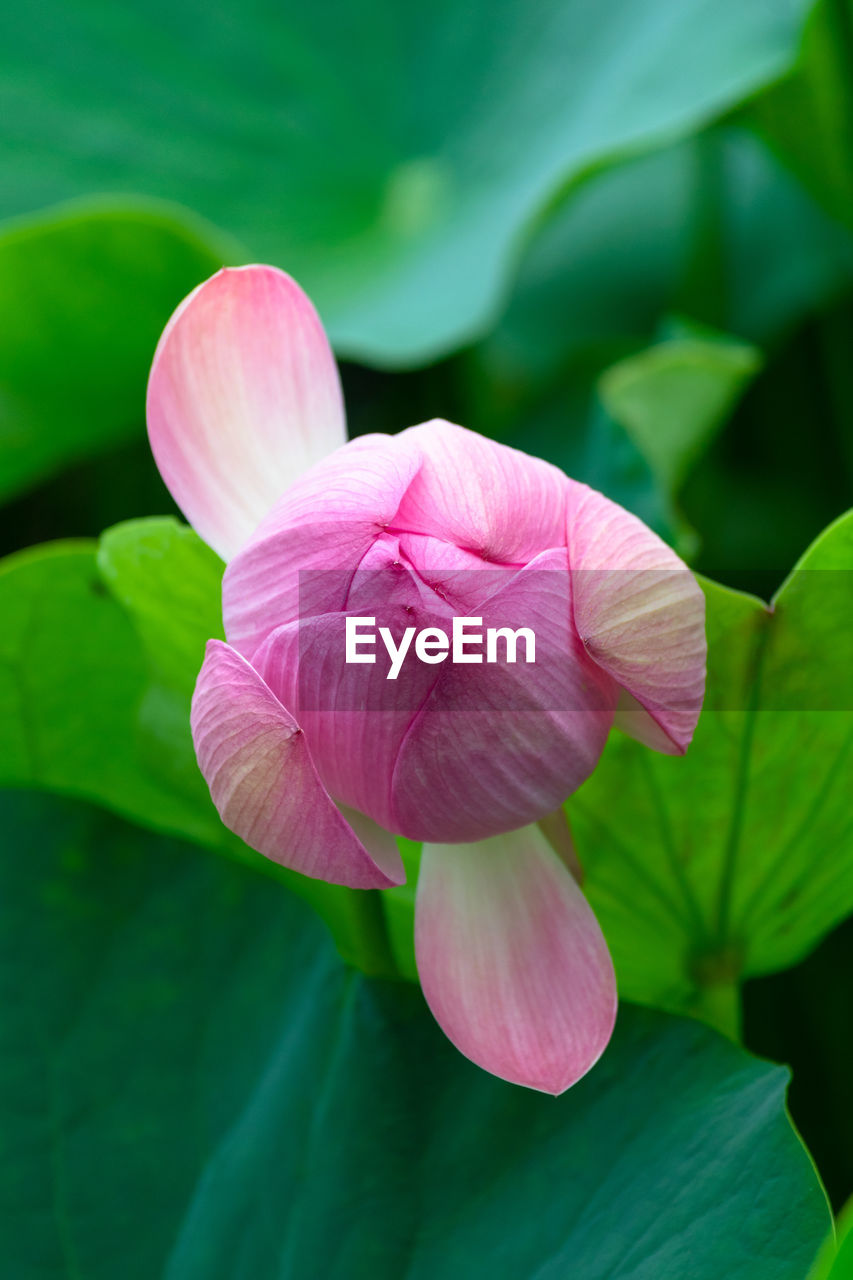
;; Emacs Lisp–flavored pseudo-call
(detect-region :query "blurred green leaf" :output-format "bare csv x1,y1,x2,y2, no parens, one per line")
749,0,853,229
0,201,229,504
0,0,815,365
474,125,853,403
0,788,830,1280
462,124,853,579
599,330,761,493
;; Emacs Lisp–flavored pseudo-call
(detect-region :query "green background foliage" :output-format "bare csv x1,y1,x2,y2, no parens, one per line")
1,0,853,1273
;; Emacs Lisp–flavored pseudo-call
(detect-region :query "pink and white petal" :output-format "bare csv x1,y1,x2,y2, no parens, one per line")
147,265,346,561
394,420,570,562
222,434,423,659
415,825,617,1094
566,482,706,753
191,640,404,889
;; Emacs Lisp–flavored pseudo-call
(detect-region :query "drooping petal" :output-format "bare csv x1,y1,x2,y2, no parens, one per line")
147,265,346,561
222,434,423,659
394,419,570,562
566,482,706,753
415,825,617,1094
191,640,404,888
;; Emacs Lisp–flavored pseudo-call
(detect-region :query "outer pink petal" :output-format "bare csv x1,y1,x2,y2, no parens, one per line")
566,483,707,753
147,265,346,561
415,825,617,1094
190,640,404,889
394,419,570,562
222,434,423,659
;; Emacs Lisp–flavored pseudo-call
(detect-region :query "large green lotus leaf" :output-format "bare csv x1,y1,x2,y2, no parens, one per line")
0,0,814,365
0,537,397,974
474,125,853,401
0,202,229,503
572,511,853,1027
0,788,830,1280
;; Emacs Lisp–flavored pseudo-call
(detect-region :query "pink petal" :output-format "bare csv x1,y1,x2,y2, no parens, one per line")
147,265,346,561
415,824,617,1093
394,419,570,562
389,550,615,841
190,640,404,888
252,583,446,836
222,434,422,659
566,483,706,753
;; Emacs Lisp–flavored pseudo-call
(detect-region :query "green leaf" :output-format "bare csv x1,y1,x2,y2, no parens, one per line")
0,539,222,844
598,329,761,493
0,201,229,504
0,788,830,1279
572,511,853,1028
96,518,227,815
97,517,225,697
0,0,814,365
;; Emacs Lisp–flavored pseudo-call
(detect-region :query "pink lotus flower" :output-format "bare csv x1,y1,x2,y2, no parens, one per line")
147,265,706,1094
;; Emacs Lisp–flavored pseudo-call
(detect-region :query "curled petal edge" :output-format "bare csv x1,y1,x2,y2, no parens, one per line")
191,639,404,890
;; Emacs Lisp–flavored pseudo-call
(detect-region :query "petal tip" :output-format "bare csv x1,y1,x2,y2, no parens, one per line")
415,827,618,1095
147,263,345,560
191,642,403,890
